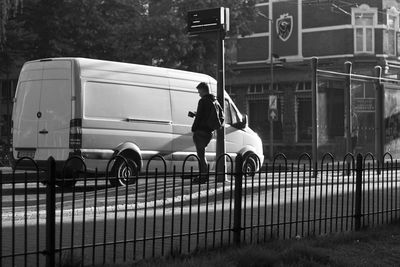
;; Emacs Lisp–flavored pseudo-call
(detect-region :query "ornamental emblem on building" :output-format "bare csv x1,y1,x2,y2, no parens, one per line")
276,13,293,42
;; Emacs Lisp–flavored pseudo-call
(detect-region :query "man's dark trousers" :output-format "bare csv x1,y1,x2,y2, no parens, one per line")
193,130,212,177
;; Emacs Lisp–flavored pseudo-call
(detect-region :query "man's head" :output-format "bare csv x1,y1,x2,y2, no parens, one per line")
196,82,209,97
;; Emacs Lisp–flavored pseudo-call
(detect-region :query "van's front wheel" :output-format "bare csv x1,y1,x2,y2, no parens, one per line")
243,153,259,178
110,158,138,187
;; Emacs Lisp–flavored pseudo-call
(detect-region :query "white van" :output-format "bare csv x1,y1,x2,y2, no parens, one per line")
12,58,263,185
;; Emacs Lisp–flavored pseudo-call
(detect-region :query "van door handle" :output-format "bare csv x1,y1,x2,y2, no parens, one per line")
125,118,172,125
39,129,48,134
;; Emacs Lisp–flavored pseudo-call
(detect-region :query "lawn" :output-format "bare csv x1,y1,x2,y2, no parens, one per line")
97,221,400,267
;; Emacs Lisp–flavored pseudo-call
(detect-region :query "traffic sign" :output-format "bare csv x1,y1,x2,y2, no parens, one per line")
187,7,230,35
268,108,278,121
269,95,277,110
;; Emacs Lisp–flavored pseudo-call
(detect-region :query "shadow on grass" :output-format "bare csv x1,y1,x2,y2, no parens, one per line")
129,221,400,267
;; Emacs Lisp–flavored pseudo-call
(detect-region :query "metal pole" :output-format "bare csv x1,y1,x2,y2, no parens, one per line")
46,157,56,267
354,153,363,230
233,154,243,244
269,17,274,161
374,66,384,164
216,28,226,182
311,57,319,172
344,61,352,154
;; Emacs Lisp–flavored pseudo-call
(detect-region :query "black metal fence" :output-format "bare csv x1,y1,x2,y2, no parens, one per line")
1,152,400,266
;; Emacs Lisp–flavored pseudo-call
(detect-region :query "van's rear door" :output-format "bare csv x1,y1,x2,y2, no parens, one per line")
13,59,72,161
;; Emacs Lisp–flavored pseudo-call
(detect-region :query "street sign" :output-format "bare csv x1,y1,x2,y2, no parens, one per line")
187,7,230,35
269,95,277,110
268,108,278,121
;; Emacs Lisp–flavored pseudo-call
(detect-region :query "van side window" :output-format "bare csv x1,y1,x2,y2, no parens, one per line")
225,99,243,128
230,102,239,125
224,99,232,125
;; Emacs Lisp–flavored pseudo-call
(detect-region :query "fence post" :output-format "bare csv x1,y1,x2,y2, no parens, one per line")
354,153,363,231
233,154,243,245
46,157,56,267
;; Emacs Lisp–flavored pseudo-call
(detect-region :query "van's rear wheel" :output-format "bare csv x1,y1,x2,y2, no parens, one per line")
55,159,84,188
110,158,138,187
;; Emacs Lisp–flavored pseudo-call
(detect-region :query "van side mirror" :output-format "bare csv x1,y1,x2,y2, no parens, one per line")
242,114,248,128
234,114,248,129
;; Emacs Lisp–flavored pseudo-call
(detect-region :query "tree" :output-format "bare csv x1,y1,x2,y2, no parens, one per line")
142,0,257,76
4,0,145,60
0,0,22,50
3,0,256,78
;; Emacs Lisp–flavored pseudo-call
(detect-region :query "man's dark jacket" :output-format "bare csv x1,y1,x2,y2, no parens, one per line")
191,94,216,133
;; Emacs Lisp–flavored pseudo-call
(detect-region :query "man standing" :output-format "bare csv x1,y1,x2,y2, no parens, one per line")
191,82,216,183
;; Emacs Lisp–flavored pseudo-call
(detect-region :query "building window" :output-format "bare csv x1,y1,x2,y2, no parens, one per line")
296,81,311,92
247,83,282,94
248,98,283,142
247,84,265,94
352,4,377,54
352,80,375,98
327,88,344,138
296,97,312,142
384,7,399,56
397,32,400,55
269,83,280,91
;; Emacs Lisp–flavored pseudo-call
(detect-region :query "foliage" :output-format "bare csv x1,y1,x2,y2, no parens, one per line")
2,0,256,77
0,0,23,50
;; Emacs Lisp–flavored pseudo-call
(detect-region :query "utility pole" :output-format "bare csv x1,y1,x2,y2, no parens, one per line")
216,26,226,181
344,61,352,154
374,66,384,165
187,7,230,181
311,57,319,174
269,16,274,161
257,11,276,161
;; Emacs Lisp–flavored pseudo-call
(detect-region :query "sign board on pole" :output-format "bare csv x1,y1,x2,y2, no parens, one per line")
269,95,277,110
268,95,278,121
268,109,278,121
187,7,230,35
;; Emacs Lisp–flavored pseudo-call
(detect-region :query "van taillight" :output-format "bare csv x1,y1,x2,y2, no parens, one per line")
69,119,82,149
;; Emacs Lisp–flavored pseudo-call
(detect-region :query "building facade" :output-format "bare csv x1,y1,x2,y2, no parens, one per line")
227,0,400,159
2,0,400,159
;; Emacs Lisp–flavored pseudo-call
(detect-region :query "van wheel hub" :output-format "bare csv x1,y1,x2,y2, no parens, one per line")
110,158,138,187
